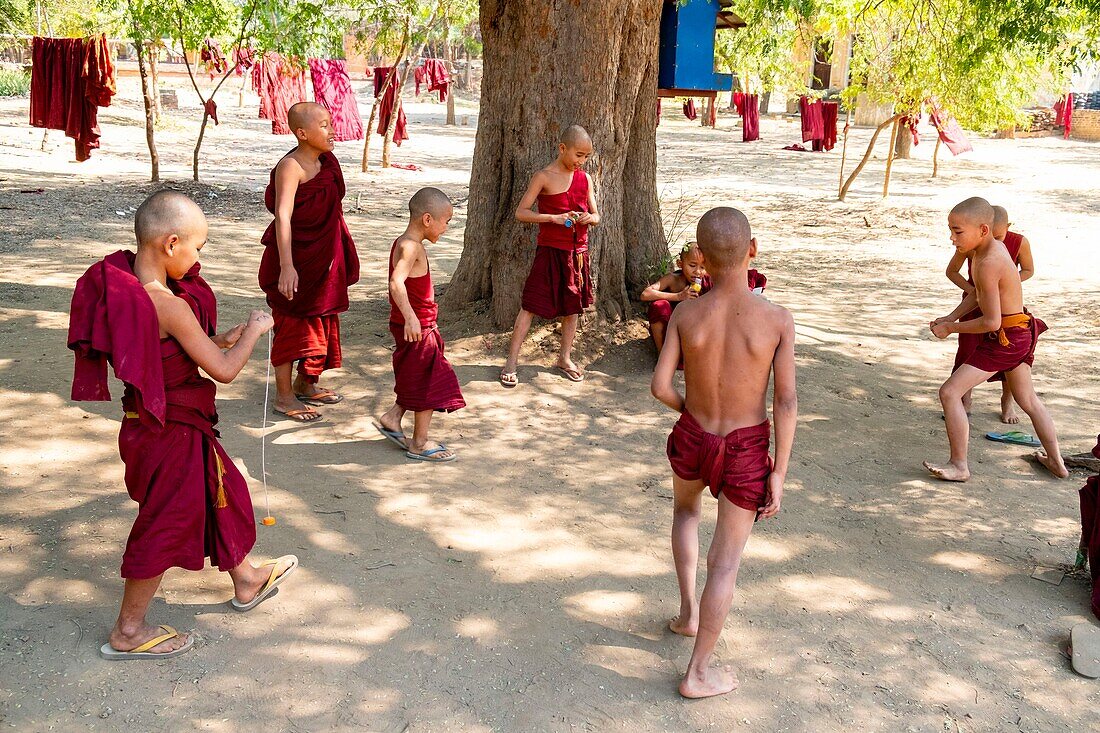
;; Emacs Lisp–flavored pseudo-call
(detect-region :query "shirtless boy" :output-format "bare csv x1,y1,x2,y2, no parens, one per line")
926,197,1066,481
652,207,797,698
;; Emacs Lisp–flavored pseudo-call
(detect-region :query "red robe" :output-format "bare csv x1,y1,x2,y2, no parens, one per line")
521,170,595,319
963,312,1045,374
953,232,1027,381
1080,435,1100,620
29,35,116,161
388,240,465,413
259,151,359,381
68,251,255,579
667,413,772,513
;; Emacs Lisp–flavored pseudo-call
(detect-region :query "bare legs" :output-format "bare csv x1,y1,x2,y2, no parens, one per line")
1004,365,1068,478
651,321,667,354
379,402,453,459
273,362,321,420
502,309,582,379
670,476,757,699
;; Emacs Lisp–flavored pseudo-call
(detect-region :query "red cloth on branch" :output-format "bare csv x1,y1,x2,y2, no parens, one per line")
822,101,839,151
415,59,449,102
683,99,697,120
732,91,745,116
233,47,254,75
742,94,759,142
928,104,973,156
69,251,255,579
667,413,773,513
253,53,309,135
1054,93,1074,139
200,39,226,76
204,99,219,126
29,35,116,161
308,58,364,142
799,96,824,144
373,66,408,145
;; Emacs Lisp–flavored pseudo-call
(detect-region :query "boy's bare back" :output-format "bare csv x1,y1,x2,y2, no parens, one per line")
677,292,788,436
971,241,1024,319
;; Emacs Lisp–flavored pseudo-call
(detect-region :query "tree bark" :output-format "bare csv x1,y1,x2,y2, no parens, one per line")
463,44,471,89
148,42,161,123
444,39,456,126
932,136,941,177
362,26,409,172
882,116,900,198
441,1,664,326
133,27,159,182
894,121,912,159
839,113,901,201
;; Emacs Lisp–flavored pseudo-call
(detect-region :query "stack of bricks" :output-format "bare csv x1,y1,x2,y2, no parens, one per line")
1070,109,1100,141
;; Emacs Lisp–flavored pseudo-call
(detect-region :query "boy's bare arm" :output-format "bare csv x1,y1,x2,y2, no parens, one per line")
388,240,423,341
515,172,569,226
945,251,972,292
1017,238,1034,282
761,310,797,519
935,262,1004,338
273,158,303,300
158,296,272,383
641,273,689,302
576,172,600,226
651,310,685,412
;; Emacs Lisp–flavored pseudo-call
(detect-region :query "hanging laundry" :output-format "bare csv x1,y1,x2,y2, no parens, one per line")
233,47,255,76
1054,93,1074,139
928,103,973,156
416,59,449,102
373,66,408,145
732,91,745,116
822,101,839,151
253,53,309,135
308,59,364,142
799,96,824,149
200,39,227,77
683,99,697,121
29,35,116,162
742,94,759,142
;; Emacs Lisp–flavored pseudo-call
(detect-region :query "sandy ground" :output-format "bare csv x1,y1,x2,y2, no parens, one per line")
0,76,1099,732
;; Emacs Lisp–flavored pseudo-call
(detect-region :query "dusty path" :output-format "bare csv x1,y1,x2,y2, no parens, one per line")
0,79,1098,731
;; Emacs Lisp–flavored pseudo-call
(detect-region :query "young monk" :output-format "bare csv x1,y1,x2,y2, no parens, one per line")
926,197,1066,481
945,204,1035,423
642,242,769,352
376,187,465,462
652,207,796,699
68,191,298,660
259,101,360,422
499,124,600,387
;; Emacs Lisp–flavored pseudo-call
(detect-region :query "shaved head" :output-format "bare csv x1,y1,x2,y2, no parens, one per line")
950,196,994,227
409,187,452,219
992,205,1009,228
287,101,327,133
696,207,752,270
134,190,206,247
561,125,591,149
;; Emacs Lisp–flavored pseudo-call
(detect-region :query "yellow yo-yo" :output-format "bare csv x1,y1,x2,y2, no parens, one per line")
261,516,276,526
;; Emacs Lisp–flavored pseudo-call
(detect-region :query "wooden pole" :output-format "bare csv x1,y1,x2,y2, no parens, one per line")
837,108,851,199
932,136,942,178
882,115,900,198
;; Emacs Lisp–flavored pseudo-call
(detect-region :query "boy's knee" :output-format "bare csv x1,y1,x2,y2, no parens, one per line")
939,381,962,403
673,502,700,519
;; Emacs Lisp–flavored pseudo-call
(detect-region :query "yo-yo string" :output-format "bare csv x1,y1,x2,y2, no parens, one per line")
260,327,272,522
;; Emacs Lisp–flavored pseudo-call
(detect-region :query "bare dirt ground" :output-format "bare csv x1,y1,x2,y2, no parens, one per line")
0,76,1098,732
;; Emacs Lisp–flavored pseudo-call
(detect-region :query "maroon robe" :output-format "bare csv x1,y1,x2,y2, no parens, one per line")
1080,435,1100,620
68,251,255,579
667,413,772,513
259,151,359,380
388,240,465,413
521,170,595,319
963,312,1046,374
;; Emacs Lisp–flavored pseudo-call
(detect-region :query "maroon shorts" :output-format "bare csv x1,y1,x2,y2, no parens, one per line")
521,246,593,319
666,412,772,512
390,323,466,413
963,314,1045,375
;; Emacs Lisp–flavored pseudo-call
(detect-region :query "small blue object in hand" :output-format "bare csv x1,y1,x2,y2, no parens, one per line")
564,218,574,228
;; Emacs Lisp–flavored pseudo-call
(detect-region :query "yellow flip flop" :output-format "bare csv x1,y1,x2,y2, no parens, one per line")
99,625,194,661
230,555,299,612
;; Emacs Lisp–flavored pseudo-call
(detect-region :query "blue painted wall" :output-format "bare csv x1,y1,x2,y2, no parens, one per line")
658,0,733,92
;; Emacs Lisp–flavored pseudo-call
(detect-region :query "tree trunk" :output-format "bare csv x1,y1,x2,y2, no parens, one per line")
148,42,161,123
362,29,409,172
839,113,900,201
441,1,664,326
882,116,900,198
444,39,456,126
463,45,471,90
134,31,160,182
894,122,912,159
382,60,413,168
932,136,941,177
837,108,851,198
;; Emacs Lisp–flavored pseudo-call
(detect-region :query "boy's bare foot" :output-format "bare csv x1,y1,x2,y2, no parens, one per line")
669,612,698,637
234,556,298,605
1000,395,1020,424
108,621,190,655
923,460,970,482
679,664,740,699
1032,450,1069,479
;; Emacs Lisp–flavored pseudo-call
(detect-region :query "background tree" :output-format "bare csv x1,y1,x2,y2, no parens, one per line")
442,1,665,326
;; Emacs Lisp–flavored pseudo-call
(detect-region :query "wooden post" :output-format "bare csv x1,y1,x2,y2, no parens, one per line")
837,108,851,199
932,136,942,178
882,115,900,198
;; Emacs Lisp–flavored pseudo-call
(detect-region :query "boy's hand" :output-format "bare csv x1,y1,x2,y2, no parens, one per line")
930,320,952,339
278,264,298,300
220,323,245,348
246,310,274,334
574,212,594,225
760,473,784,519
550,213,572,226
404,319,422,343
678,286,696,302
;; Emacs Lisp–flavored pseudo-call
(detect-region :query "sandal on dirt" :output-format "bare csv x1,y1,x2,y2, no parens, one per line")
99,625,194,661
406,445,456,463
556,365,584,383
985,431,1041,447
274,407,323,423
499,370,518,388
1070,623,1100,678
374,423,408,449
230,555,299,612
294,389,343,405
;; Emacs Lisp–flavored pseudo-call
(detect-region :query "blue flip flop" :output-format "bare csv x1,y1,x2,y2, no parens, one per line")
405,445,456,462
374,423,408,450
985,431,1041,447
